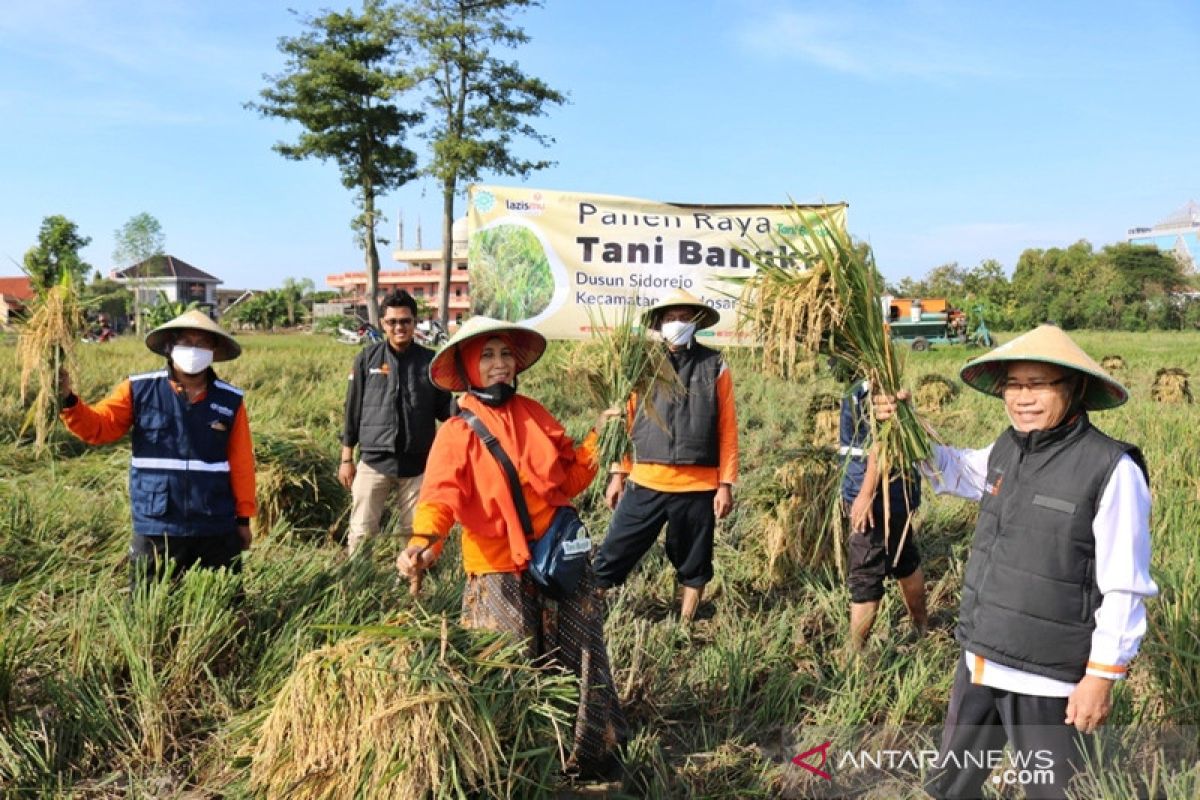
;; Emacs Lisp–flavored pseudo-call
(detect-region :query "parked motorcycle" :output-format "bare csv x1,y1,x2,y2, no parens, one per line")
336,322,383,345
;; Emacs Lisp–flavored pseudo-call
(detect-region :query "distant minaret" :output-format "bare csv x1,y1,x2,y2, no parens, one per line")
416,217,423,249
397,210,404,249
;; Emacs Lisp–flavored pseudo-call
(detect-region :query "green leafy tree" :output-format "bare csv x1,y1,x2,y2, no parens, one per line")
279,277,316,326
960,259,1013,329
81,276,133,327
226,290,290,330
1103,243,1187,300
249,1,422,327
23,215,92,294
112,213,166,331
403,0,565,327
141,292,200,329
920,262,968,301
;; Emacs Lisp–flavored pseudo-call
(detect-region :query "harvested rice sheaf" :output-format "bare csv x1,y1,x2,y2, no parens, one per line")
1151,367,1193,405
762,449,843,581
248,614,575,800
254,431,346,534
914,373,959,410
734,208,932,492
566,303,681,478
16,275,85,452
804,393,842,447
1100,355,1125,371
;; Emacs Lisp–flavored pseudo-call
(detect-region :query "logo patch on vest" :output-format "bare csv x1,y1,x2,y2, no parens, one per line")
369,364,390,375
984,472,1004,496
209,402,235,417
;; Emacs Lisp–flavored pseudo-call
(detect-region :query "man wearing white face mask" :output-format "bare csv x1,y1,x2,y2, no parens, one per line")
59,310,257,589
594,289,739,622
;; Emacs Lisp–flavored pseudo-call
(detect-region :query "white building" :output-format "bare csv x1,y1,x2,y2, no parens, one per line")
1127,201,1200,274
110,255,222,308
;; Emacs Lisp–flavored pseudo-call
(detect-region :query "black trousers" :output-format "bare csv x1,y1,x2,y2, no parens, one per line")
593,482,716,589
927,656,1088,800
129,531,244,592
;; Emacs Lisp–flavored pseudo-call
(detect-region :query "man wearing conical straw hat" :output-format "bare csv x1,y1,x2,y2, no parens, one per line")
876,325,1156,799
58,309,257,588
593,289,739,623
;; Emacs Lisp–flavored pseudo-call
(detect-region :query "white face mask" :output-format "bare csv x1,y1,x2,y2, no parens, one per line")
660,320,696,346
171,345,214,375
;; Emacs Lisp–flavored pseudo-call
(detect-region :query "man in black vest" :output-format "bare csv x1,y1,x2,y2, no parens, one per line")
339,291,454,555
877,325,1156,799
594,289,739,622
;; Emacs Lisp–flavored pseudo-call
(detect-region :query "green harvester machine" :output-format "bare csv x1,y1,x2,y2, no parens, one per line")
884,298,993,351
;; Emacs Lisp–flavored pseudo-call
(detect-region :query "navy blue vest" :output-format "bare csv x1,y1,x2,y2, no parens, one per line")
128,370,244,537
838,382,921,506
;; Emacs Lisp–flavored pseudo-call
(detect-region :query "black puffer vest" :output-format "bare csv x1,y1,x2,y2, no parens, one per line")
632,343,722,467
356,342,442,455
956,412,1147,682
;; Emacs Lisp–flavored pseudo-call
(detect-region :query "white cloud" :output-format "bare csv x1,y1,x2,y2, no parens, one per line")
734,1,1014,82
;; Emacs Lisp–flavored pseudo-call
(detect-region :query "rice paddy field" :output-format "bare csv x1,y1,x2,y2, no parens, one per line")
1,330,1197,798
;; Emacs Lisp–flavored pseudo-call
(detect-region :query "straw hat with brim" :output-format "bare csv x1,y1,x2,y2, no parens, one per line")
428,316,547,392
145,310,242,362
643,288,720,331
959,325,1128,410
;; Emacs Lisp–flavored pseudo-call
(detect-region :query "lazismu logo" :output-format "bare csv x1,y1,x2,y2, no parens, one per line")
505,198,546,214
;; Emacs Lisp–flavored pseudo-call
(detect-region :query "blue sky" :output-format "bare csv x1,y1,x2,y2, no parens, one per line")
1,0,1196,290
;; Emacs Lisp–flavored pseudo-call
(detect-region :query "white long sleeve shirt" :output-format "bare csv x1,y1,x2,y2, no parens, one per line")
925,444,1157,696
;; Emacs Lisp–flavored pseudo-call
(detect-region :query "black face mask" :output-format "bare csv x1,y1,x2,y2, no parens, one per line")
468,381,517,407
456,348,517,407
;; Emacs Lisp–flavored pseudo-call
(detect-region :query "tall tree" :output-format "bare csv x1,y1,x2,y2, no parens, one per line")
403,0,565,327
23,215,92,294
249,1,422,327
112,212,166,330
280,276,316,326
1102,242,1187,300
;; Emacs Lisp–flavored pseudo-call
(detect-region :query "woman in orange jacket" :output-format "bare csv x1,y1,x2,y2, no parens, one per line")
395,316,625,777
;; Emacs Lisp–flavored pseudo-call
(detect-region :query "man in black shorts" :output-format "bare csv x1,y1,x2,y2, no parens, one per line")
839,378,927,649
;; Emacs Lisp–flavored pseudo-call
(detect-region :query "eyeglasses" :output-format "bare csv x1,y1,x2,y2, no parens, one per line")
1001,377,1068,395
381,318,416,327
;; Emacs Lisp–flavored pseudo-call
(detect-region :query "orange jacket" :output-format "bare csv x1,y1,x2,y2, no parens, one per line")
61,378,257,520
617,362,739,491
409,398,598,576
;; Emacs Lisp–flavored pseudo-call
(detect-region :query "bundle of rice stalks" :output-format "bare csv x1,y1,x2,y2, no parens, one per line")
914,374,959,410
804,393,842,447
255,431,345,534
16,272,85,452
761,449,843,582
1101,355,1125,371
247,613,576,800
566,302,682,475
735,210,933,566
1152,367,1193,405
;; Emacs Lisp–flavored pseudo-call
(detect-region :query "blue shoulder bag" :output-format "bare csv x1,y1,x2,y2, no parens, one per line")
459,410,591,600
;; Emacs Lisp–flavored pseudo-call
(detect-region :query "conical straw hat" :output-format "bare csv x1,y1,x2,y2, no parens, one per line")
959,325,1128,410
145,309,241,362
428,316,547,392
642,288,720,331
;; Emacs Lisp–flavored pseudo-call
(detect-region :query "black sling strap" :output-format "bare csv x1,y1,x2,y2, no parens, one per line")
459,409,535,540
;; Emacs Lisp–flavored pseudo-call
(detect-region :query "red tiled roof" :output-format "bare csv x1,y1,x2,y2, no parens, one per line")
111,255,220,282
0,276,34,301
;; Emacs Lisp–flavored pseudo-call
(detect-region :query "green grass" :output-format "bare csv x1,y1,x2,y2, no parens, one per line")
0,330,1197,797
